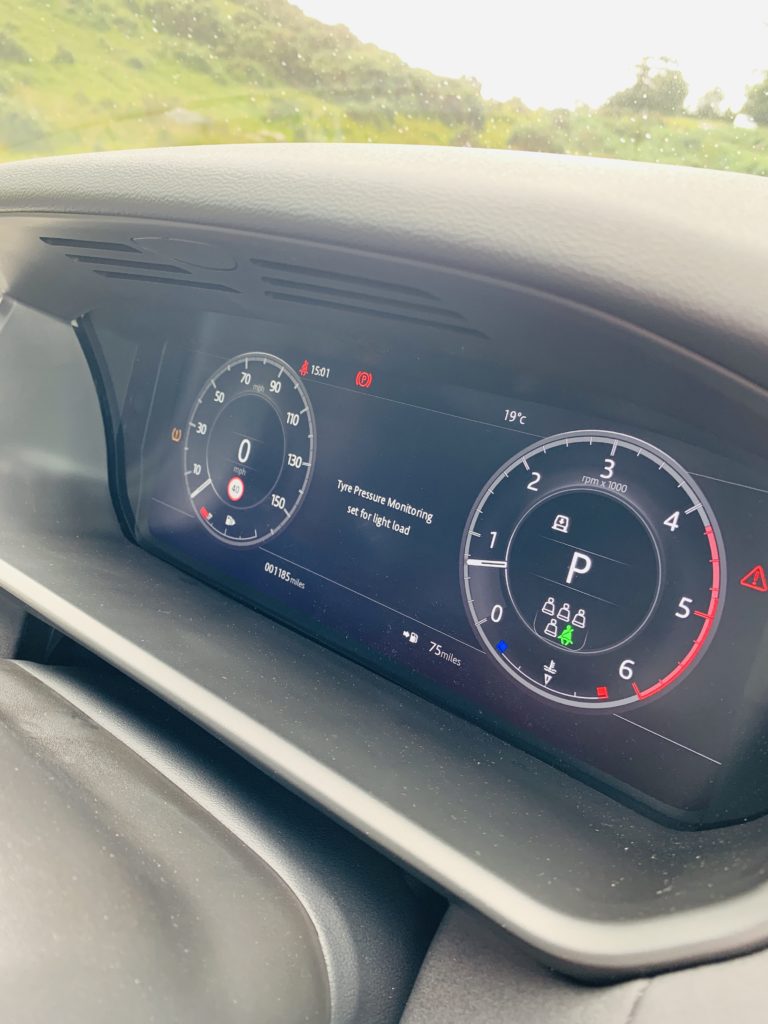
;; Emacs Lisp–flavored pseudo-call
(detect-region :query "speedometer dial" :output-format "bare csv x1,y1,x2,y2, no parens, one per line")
462,431,724,709
184,352,314,545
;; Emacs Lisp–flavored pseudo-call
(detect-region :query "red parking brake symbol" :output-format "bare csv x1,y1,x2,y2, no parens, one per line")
740,565,768,592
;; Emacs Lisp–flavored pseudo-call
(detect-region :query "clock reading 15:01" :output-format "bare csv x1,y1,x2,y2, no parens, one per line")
461,431,725,710
184,352,315,545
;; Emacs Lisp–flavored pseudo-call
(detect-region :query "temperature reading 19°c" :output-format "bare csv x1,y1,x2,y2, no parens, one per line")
184,352,315,546
461,430,725,710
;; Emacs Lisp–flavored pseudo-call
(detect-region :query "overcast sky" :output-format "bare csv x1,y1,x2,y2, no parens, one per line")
295,1,768,110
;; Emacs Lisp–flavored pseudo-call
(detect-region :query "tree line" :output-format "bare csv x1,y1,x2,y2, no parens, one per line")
605,56,768,124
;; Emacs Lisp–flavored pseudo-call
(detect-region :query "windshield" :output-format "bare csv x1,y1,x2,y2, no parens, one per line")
3,0,768,174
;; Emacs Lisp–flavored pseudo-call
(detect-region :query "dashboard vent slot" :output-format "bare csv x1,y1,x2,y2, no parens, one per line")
65,255,190,274
261,277,464,321
252,258,485,337
39,236,240,294
263,290,486,337
91,271,239,293
251,258,435,298
40,236,141,253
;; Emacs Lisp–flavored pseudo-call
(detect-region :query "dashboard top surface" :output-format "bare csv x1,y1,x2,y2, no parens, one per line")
0,145,767,393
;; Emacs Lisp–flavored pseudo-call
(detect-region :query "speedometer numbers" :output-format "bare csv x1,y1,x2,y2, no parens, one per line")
184,353,315,545
462,432,724,710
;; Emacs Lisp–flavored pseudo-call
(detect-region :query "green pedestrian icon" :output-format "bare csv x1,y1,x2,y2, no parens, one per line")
558,624,575,647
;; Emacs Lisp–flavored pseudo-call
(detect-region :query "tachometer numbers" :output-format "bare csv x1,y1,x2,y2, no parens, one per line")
461,431,725,710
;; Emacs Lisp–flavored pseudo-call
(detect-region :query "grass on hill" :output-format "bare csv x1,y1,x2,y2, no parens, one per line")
1,0,767,176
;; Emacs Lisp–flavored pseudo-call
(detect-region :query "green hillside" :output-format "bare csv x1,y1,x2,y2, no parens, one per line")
0,0,485,156
1,0,768,175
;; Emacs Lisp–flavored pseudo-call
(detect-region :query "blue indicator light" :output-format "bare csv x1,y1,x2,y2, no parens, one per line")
496,640,508,653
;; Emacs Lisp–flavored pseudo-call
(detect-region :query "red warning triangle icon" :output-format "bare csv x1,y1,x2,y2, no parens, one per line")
740,565,768,592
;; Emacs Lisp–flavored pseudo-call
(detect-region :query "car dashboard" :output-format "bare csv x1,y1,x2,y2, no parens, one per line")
1,144,768,1019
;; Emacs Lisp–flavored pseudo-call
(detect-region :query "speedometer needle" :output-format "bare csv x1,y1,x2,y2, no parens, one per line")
190,477,212,499
466,559,508,568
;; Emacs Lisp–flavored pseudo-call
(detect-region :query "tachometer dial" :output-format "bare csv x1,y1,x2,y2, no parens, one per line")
184,352,314,545
462,431,724,709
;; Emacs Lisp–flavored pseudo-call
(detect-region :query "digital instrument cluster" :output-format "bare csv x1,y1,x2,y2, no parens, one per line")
135,330,768,824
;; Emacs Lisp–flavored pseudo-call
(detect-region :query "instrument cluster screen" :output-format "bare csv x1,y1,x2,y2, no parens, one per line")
135,329,768,824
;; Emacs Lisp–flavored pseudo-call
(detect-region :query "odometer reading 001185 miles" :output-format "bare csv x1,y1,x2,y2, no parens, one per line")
184,352,315,545
462,431,724,710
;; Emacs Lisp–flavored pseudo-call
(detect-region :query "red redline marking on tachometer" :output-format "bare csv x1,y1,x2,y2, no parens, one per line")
635,524,721,701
